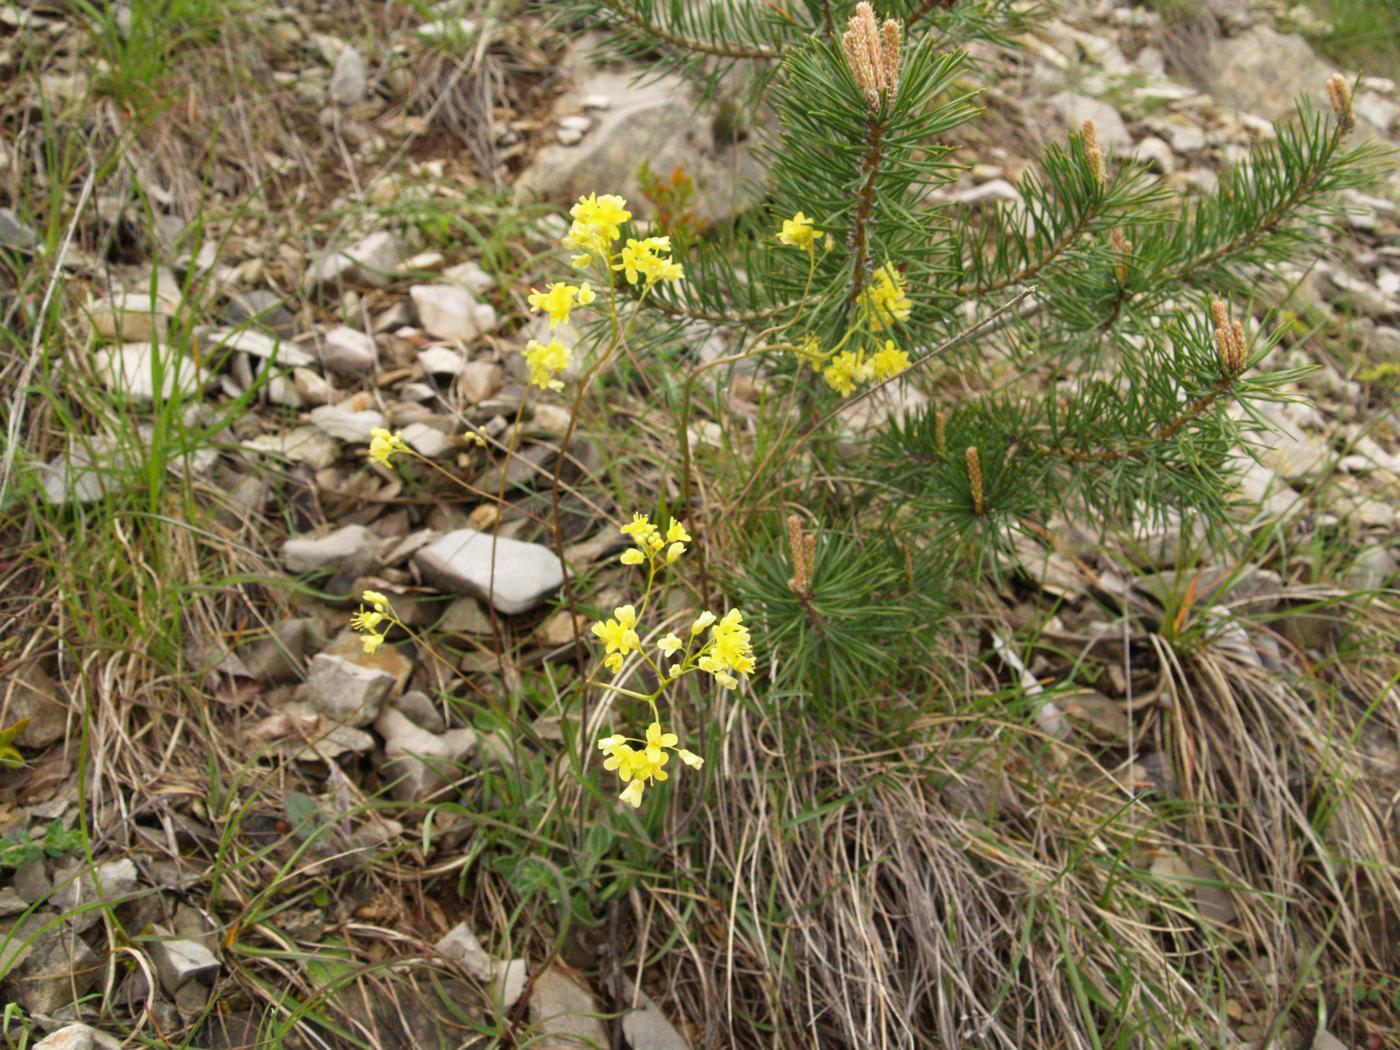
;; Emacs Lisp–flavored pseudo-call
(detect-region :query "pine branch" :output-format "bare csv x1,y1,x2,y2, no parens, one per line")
607,0,780,58
847,109,891,311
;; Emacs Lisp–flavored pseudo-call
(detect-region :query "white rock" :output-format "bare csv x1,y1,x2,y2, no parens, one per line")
415,16,476,39
621,992,691,1050
86,291,178,341
34,1025,96,1050
151,937,220,993
328,45,367,106
459,360,503,403
1050,92,1130,147
309,404,387,441
401,422,454,458
305,653,396,728
283,524,374,572
206,327,314,367
1164,122,1206,154
529,967,607,1049
1133,136,1176,173
93,344,202,403
556,125,585,146
0,207,37,250
243,427,339,469
410,284,498,341
373,707,477,800
419,346,465,376
322,326,377,375
951,179,1020,205
415,529,565,614
443,260,496,295
307,231,403,289
436,922,528,1008
1204,26,1335,124
293,367,335,405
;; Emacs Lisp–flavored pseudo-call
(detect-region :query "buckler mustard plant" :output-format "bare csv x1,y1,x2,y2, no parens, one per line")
590,511,755,808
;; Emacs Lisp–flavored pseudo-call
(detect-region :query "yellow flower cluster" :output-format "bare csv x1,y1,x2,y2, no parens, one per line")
858,263,912,332
598,722,703,808
369,428,410,468
617,236,684,286
523,337,572,391
620,511,690,566
350,590,395,654
821,339,911,396
562,192,632,268
527,281,596,328
591,511,752,807
778,211,818,251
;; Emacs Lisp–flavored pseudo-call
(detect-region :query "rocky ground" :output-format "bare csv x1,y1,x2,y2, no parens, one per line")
1,0,1398,1047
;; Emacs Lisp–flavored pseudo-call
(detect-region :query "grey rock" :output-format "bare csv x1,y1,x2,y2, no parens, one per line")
373,707,477,801
1344,544,1397,591
1326,269,1399,319
459,360,503,404
1366,325,1400,361
305,653,395,728
414,529,565,614
308,404,387,441
1133,136,1175,174
439,595,493,634
1050,92,1130,147
51,858,138,931
2,662,68,748
222,289,295,337
13,858,51,903
0,207,38,251
206,327,314,367
322,326,377,375
392,689,445,734
1203,27,1335,124
410,284,498,342
307,231,403,289
243,427,339,469
293,367,335,406
2,918,100,1014
150,936,220,993
34,1024,97,1050
419,346,465,376
401,422,454,458
86,292,178,342
238,618,316,684
93,344,203,403
1354,92,1398,136
329,45,367,106
516,68,764,226
436,922,527,1008
528,966,607,1049
284,524,375,573
621,992,690,1050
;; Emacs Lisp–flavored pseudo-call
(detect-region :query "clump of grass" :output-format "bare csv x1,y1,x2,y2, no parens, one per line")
1305,0,1400,78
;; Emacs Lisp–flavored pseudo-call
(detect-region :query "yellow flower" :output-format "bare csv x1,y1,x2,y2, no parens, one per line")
658,633,683,656
527,282,594,328
616,236,684,286
858,263,912,332
822,350,870,397
666,520,691,544
795,335,824,365
621,512,664,552
351,590,394,653
368,428,410,468
870,339,911,380
523,337,572,391
666,542,685,564
563,192,632,264
645,721,678,755
698,608,756,684
691,611,716,635
620,548,645,565
591,605,640,668
678,748,704,769
620,779,645,807
778,211,817,250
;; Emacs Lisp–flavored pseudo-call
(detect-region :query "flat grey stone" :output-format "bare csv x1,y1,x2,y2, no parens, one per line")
529,966,606,1048
34,1024,97,1050
305,653,395,728
321,326,377,375
150,936,220,993
307,231,403,289
1050,92,1130,147
410,284,497,342
308,404,387,441
92,344,202,404
328,45,367,106
283,524,374,573
205,327,314,367
414,529,564,614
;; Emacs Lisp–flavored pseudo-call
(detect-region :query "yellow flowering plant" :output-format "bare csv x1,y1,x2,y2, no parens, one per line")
589,511,754,809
